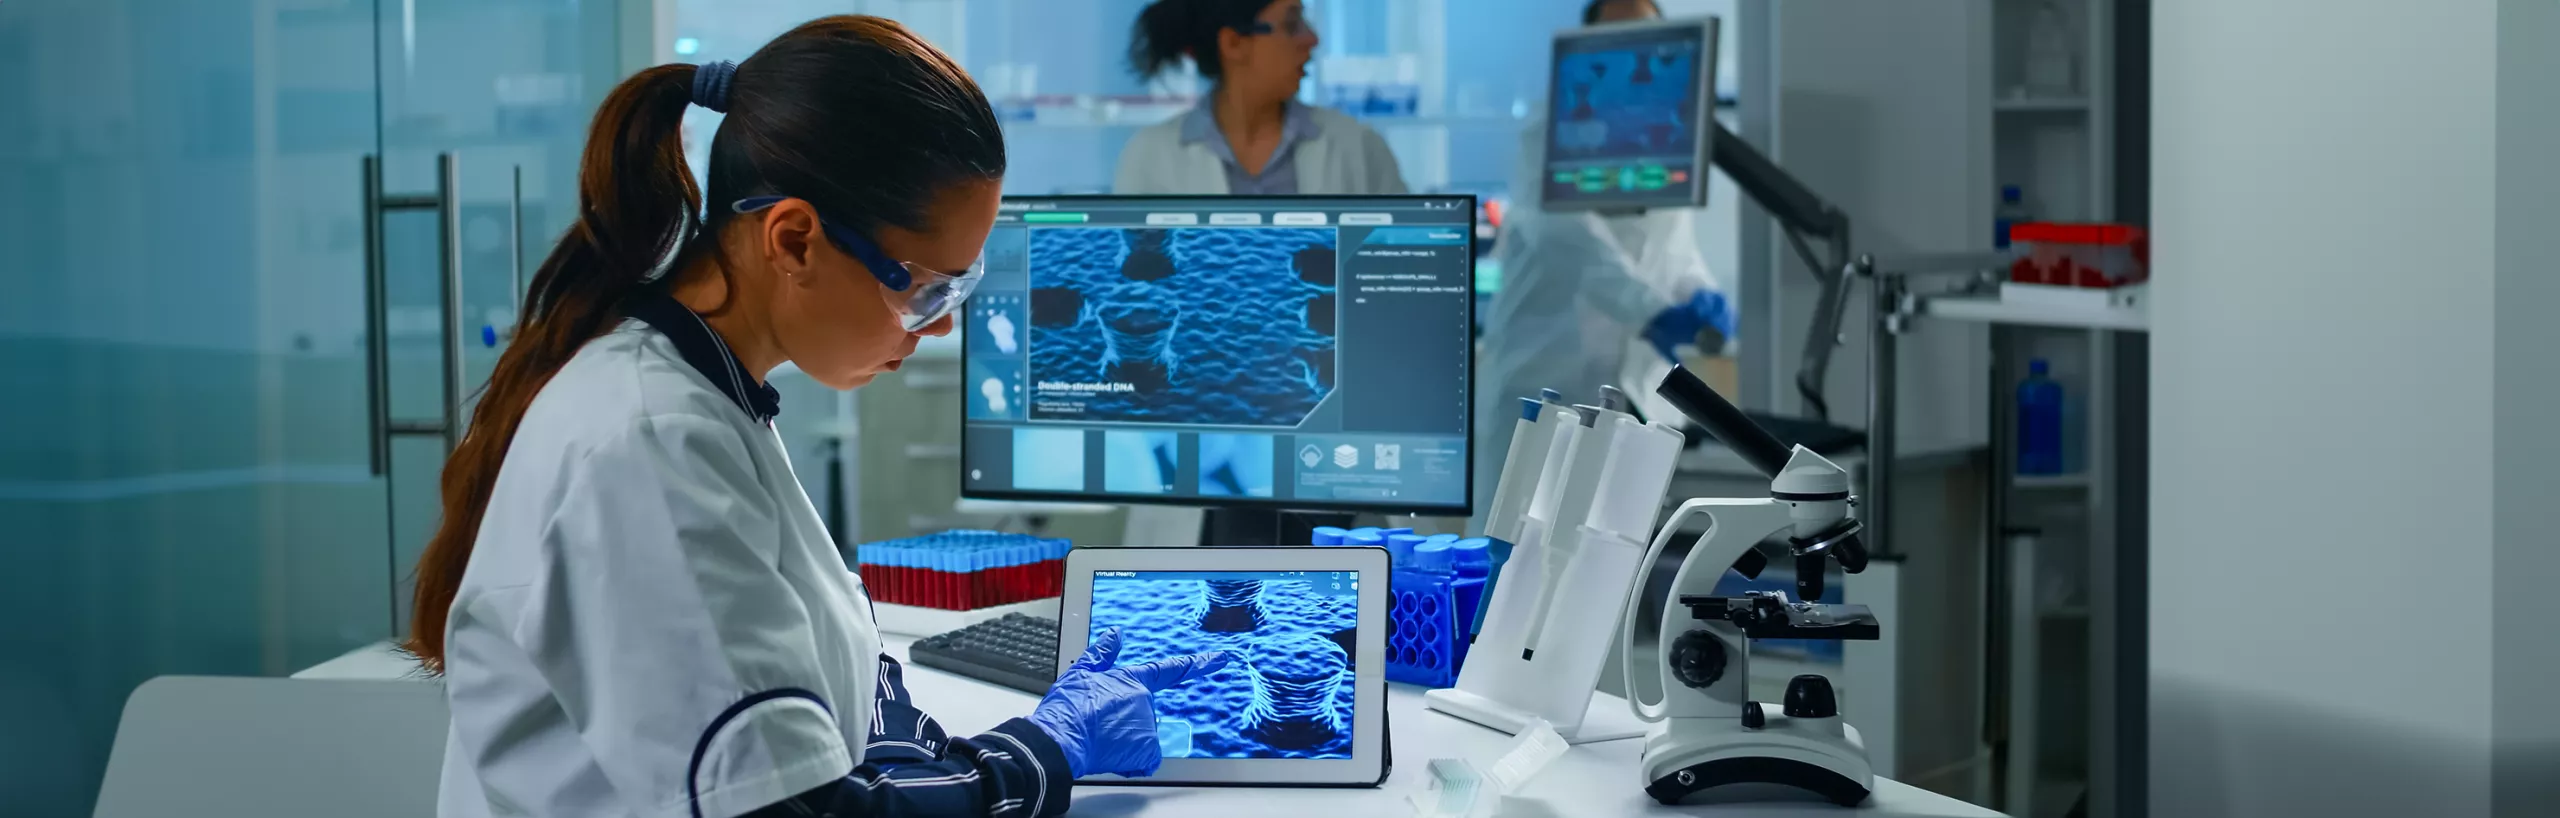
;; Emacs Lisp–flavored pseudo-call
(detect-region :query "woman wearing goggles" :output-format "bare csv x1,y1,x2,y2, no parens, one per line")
731,195,986,335
413,15,1221,818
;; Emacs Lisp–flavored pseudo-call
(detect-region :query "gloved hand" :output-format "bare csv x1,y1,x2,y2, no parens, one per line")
1028,627,1232,778
1643,289,1738,364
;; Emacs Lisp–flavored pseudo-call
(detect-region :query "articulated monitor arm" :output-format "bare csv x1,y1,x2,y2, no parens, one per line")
1707,122,1854,422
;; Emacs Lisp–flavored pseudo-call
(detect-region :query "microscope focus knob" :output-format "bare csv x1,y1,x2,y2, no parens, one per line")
1783,674,1839,718
1670,630,1727,689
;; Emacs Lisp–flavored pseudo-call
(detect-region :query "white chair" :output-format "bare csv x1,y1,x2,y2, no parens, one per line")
93,675,447,818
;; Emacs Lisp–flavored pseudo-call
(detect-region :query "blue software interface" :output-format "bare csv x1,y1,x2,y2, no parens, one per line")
1087,569,1359,760
1543,19,1716,209
961,195,1475,514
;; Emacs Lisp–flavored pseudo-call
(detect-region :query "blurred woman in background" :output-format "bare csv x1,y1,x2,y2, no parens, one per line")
1115,0,1408,195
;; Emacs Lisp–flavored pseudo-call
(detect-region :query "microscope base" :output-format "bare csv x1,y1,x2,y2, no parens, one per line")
1638,717,1874,806
1420,687,1647,745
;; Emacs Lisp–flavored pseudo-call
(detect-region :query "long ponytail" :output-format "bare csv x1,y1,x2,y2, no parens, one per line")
405,16,1006,675
403,63,705,673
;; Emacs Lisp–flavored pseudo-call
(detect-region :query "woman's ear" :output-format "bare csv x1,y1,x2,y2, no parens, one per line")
1215,26,1251,71
757,198,827,282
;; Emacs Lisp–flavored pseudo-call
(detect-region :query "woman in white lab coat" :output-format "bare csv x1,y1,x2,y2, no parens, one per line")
412,17,1225,818
1114,0,1408,195
1471,0,1734,531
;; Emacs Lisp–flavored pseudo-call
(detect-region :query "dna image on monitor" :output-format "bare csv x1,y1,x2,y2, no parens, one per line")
961,195,1476,515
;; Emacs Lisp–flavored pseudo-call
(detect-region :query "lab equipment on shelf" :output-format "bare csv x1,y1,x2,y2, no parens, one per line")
2008,222,2149,288
907,612,1063,696
2018,359,2066,476
2023,1,2081,97
1322,54,1423,117
856,530,1071,611
1994,185,2031,249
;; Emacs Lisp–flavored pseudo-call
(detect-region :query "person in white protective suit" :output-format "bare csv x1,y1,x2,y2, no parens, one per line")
1470,0,1735,534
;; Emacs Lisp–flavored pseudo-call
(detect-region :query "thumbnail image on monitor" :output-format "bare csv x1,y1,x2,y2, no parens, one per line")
1542,17,1718,211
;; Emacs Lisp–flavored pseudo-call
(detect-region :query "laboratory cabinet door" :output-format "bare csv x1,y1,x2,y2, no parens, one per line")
373,0,622,636
0,2,389,816
0,2,624,814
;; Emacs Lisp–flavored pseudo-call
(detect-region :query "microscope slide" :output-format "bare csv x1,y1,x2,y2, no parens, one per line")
1088,571,1359,760
1025,227,1338,427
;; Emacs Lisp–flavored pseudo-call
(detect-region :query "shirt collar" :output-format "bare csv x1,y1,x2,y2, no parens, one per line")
625,289,781,425
1179,98,1321,148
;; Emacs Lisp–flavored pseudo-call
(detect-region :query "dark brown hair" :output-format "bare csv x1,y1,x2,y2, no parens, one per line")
1128,0,1281,81
405,15,1006,673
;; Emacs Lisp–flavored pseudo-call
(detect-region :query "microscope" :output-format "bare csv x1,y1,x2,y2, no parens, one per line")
1618,365,1880,806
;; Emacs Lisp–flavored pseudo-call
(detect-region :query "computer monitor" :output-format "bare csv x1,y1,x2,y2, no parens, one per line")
960,194,1477,517
1541,17,1719,211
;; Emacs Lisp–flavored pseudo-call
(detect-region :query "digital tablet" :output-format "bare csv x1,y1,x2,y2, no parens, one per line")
1058,546,1390,787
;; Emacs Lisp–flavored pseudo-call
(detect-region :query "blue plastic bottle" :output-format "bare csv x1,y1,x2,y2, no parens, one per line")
1310,526,1350,546
1385,534,1429,568
2018,358,2065,475
1995,185,2029,249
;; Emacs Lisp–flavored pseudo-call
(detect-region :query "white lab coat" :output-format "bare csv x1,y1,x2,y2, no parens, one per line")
437,320,879,818
1472,113,1718,531
1113,105,1409,195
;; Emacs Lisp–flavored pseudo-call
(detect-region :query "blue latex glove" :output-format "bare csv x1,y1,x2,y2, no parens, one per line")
1028,627,1233,778
1642,289,1738,364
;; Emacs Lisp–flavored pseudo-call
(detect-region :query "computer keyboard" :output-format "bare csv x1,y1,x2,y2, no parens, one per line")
907,613,1061,695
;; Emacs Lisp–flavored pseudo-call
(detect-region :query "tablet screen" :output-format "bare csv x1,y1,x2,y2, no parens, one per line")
1085,569,1360,760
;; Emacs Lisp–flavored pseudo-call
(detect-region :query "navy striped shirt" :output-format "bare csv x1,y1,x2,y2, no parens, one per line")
742,655,1070,818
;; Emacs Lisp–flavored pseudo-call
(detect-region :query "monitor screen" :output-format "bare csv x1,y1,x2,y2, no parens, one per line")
960,195,1476,514
1085,569,1359,759
1542,18,1718,210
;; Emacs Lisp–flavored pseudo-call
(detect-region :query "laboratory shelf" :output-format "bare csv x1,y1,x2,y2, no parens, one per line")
1922,296,2148,332
2011,473,2092,490
2039,605,2091,621
1993,96,2091,113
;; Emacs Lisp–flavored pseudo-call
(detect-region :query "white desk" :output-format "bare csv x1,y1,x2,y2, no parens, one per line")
293,639,2002,817
877,637,2001,818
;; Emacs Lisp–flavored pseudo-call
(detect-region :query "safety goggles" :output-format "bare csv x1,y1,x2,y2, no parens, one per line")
1242,7,1314,38
731,196,985,332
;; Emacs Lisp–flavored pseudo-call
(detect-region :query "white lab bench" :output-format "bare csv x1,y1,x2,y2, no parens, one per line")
280,638,2002,818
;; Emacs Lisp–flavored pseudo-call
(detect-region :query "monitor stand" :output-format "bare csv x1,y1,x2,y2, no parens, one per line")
1199,508,1358,547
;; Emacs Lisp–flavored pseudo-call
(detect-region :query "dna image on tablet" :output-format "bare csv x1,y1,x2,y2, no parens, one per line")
1086,570,1360,760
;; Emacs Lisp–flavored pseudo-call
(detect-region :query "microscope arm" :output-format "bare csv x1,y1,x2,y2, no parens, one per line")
1706,122,1855,422
1623,497,1796,723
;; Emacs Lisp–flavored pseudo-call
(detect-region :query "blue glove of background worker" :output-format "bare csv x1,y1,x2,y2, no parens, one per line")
1029,627,1233,778
1642,289,1738,364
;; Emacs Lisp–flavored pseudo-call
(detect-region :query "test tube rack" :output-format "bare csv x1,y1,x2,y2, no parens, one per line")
855,530,1071,611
